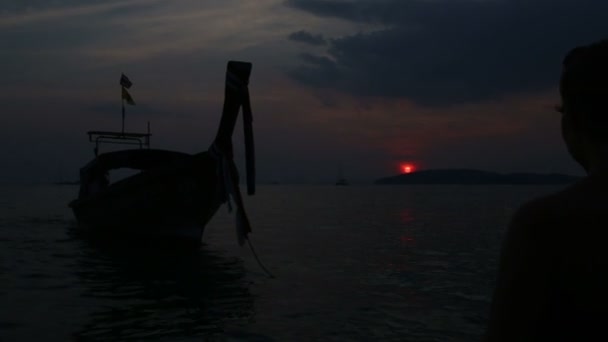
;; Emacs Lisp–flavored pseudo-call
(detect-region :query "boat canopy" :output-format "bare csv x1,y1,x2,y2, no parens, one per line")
88,130,151,156
80,149,193,177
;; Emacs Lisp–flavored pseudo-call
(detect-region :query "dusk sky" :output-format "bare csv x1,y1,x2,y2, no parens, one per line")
2,0,607,183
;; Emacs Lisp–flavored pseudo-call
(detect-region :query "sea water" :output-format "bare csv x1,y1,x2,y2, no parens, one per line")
0,184,563,341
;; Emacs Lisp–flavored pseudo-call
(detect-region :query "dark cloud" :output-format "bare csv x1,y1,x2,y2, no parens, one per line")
0,0,122,13
286,0,608,105
288,30,327,46
289,52,341,87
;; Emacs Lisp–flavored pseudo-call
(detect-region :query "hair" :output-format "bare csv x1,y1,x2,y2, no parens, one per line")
559,39,608,141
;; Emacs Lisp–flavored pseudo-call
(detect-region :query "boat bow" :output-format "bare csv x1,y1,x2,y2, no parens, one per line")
209,61,255,245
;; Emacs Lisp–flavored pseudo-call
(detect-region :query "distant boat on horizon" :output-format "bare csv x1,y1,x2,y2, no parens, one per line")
335,178,349,186
335,165,349,186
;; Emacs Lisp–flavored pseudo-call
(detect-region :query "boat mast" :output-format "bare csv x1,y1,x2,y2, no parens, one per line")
121,95,125,134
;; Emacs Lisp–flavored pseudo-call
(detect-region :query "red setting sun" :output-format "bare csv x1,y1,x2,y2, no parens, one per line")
400,163,416,174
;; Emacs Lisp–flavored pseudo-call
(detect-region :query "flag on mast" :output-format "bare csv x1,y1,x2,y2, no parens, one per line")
119,73,135,133
122,87,135,105
120,73,133,89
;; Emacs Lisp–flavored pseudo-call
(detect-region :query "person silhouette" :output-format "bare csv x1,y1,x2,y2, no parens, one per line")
485,39,608,341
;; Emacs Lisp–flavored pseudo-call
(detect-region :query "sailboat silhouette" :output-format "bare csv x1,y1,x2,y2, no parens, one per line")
335,164,349,186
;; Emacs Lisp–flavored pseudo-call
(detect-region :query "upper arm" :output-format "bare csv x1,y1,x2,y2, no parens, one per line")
485,202,554,341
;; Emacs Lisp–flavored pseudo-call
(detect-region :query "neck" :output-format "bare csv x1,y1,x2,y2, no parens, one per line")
584,143,608,176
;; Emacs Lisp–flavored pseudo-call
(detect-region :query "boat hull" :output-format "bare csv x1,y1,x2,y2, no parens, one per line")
69,152,221,247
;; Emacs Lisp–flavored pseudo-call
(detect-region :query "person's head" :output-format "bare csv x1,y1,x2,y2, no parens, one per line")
559,39,608,171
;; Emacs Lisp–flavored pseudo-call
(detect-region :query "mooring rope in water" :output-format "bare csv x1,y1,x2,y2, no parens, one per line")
210,63,272,279
209,143,274,278
246,237,275,279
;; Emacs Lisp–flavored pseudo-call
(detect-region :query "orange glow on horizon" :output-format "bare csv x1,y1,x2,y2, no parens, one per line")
400,163,416,174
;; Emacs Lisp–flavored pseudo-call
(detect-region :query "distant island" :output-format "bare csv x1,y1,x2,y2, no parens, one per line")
53,181,80,185
375,169,581,185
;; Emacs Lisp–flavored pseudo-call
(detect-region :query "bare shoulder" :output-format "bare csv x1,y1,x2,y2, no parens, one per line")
510,180,585,232
484,183,585,341
499,183,586,269
508,194,563,236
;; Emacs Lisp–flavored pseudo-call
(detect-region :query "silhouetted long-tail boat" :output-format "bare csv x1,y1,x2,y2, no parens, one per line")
69,61,255,248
